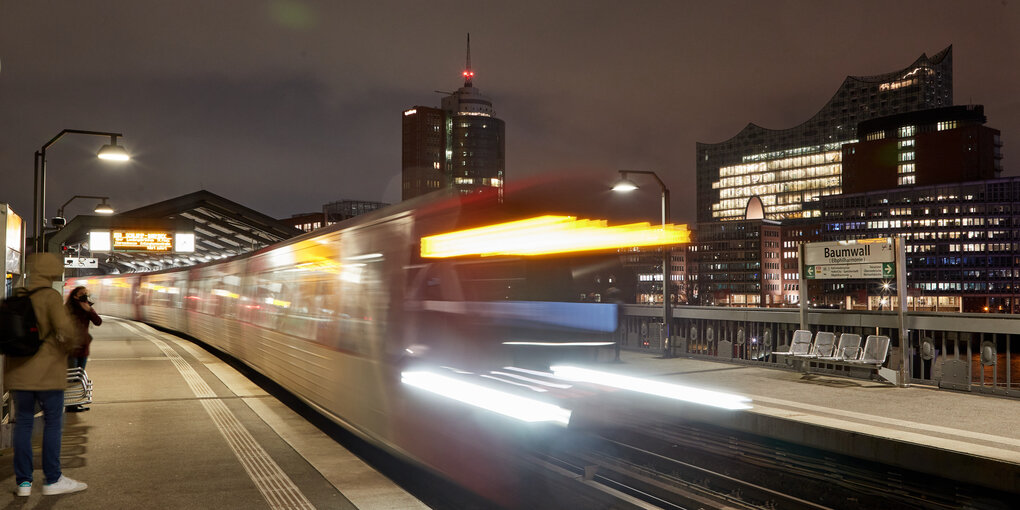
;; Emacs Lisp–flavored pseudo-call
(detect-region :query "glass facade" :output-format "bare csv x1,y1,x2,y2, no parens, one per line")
697,46,953,223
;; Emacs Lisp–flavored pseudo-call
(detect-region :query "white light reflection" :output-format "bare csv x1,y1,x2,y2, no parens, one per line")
549,365,753,410
491,370,573,389
401,371,571,425
480,374,548,392
346,253,383,261
503,341,616,347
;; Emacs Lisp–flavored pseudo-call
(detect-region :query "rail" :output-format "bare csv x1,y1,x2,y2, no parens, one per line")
618,305,1019,398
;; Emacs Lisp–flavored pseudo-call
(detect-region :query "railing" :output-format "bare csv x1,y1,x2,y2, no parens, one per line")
618,305,1019,398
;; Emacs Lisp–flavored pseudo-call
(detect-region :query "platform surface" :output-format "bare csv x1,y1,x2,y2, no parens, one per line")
0,317,428,509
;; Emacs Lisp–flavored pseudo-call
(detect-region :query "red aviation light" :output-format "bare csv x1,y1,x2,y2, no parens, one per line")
462,70,475,79
420,215,691,258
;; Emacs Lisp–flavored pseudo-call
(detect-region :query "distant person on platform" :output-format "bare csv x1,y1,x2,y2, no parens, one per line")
66,285,101,412
5,253,88,497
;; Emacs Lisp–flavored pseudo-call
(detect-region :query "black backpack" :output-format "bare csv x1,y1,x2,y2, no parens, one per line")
0,288,46,357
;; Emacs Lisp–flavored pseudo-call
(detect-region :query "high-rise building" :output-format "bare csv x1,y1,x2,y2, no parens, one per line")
696,46,953,223
402,35,506,201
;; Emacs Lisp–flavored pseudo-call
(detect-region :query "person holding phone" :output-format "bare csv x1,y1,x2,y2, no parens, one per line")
65,286,101,413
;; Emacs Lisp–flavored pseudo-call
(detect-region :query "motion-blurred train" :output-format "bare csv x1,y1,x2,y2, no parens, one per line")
68,181,690,506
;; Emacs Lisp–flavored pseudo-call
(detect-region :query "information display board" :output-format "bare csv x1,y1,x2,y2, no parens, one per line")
112,231,174,252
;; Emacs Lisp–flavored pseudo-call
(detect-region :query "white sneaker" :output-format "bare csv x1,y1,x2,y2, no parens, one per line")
15,481,31,496
41,475,87,495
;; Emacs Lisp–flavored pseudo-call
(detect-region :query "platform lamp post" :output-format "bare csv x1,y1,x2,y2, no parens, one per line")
612,170,673,357
33,129,129,252
54,195,116,226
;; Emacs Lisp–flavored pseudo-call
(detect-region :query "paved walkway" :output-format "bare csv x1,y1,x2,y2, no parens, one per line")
0,317,428,509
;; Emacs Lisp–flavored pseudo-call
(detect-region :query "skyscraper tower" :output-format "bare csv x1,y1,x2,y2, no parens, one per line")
402,34,506,201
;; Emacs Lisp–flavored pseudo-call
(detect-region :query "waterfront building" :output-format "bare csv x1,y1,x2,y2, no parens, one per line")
696,46,952,223
818,177,1020,313
842,105,1002,192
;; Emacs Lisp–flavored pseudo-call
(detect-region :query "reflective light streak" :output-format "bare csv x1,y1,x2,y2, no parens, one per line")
503,341,616,347
490,370,573,389
480,374,548,392
421,215,691,258
401,371,571,424
549,366,752,410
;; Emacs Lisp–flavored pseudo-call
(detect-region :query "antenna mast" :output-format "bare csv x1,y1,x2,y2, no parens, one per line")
463,33,474,87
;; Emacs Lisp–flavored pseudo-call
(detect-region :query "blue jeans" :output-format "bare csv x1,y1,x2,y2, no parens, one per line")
13,390,65,485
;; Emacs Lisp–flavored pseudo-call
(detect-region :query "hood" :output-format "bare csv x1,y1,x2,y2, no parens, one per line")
26,252,65,289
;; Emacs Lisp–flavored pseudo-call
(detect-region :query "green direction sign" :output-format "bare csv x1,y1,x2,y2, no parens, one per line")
882,262,895,278
806,265,816,279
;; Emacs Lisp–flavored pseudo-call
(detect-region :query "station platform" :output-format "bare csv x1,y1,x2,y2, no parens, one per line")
591,349,1020,494
0,317,428,509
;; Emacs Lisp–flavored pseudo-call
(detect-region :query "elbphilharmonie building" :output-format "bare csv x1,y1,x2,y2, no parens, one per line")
696,46,953,223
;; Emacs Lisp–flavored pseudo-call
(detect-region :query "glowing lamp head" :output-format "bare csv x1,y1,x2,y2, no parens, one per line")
97,138,130,162
463,70,474,79
612,177,639,192
93,200,114,215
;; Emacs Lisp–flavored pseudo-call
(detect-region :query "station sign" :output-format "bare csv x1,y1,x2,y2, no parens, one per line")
804,238,894,280
65,257,99,269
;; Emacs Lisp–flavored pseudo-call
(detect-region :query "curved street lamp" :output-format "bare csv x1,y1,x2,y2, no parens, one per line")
612,169,673,357
34,129,129,251
53,195,115,228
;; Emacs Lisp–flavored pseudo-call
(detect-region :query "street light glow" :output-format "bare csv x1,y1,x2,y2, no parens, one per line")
97,142,130,161
611,177,639,192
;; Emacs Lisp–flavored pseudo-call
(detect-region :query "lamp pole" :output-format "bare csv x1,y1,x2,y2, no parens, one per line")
614,170,673,357
34,129,129,252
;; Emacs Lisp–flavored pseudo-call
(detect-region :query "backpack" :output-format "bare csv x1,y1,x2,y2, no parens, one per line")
0,288,46,357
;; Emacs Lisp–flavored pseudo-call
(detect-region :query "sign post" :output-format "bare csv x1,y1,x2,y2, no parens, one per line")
896,237,908,387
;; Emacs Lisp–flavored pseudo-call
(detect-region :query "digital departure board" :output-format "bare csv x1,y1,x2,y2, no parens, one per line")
112,231,174,252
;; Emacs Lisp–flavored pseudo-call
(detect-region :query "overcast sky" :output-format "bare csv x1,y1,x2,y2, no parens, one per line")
2,1,1018,227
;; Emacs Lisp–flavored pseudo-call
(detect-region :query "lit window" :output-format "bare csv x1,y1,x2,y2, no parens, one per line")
898,139,915,149
898,125,916,137
866,131,885,141
937,120,957,131
899,151,915,162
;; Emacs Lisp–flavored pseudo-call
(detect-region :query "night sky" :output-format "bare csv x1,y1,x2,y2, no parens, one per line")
2,1,1018,227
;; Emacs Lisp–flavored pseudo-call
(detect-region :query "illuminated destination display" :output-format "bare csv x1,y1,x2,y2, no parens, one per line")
112,231,174,252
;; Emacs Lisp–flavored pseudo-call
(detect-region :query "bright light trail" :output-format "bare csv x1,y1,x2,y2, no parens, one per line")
420,215,691,258
402,371,572,424
550,365,753,410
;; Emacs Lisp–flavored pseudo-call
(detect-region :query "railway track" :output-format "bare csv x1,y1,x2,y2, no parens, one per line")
527,417,1013,510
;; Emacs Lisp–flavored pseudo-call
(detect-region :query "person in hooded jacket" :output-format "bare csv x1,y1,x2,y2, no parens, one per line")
4,253,88,497
65,285,101,413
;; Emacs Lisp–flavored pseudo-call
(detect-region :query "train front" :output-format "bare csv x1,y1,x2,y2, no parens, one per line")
389,185,693,507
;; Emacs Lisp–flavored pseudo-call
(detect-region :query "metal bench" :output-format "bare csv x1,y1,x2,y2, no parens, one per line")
773,330,814,368
818,333,862,362
801,331,836,358
807,334,894,383
65,368,93,407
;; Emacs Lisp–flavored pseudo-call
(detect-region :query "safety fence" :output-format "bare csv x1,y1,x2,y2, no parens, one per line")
618,305,1018,398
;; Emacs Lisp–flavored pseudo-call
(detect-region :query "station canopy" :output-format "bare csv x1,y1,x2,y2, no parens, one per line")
49,190,302,275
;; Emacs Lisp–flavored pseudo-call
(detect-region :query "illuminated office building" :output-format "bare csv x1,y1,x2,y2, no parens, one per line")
842,105,1002,192
696,46,952,223
402,35,505,200
818,177,1020,313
